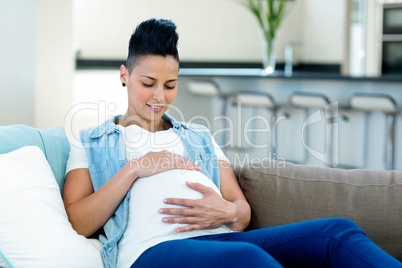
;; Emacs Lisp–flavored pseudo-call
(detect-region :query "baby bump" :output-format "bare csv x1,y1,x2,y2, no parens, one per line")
133,169,220,199
127,169,221,235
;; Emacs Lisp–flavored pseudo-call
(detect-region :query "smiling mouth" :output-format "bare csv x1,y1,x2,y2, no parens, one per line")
147,104,164,112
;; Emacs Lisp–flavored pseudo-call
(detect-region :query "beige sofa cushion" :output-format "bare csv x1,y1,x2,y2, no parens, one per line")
238,159,402,260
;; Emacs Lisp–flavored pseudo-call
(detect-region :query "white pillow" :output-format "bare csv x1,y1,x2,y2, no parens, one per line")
0,146,104,268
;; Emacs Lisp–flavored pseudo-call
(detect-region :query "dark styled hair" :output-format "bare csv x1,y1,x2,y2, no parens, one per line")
126,18,179,73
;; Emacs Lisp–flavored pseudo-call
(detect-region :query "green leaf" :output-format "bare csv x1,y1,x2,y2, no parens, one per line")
237,0,293,35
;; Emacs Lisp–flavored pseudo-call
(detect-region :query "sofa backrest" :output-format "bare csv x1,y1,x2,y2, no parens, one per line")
238,159,402,261
0,125,70,194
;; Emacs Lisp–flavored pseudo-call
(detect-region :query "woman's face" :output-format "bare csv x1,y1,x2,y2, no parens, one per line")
120,55,179,129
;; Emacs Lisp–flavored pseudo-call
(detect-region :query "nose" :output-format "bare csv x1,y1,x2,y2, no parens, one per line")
153,85,165,103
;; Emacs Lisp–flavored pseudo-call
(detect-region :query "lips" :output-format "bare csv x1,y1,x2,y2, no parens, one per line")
147,104,164,112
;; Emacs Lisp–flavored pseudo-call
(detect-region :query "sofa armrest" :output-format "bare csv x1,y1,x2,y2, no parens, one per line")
238,159,402,260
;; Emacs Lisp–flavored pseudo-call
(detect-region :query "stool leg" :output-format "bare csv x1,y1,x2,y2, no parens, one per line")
326,126,332,166
326,110,333,167
220,97,228,151
386,114,396,170
270,109,277,160
302,108,310,164
250,107,257,151
392,114,397,170
326,102,339,167
361,112,370,169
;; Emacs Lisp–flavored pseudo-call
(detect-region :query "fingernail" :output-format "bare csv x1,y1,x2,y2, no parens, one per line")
163,199,168,203
176,229,181,233
158,209,164,213
162,218,168,223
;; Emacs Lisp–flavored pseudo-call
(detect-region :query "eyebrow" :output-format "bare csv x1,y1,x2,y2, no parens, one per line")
140,75,177,82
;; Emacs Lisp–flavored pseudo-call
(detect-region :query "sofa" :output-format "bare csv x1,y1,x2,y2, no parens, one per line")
0,124,401,267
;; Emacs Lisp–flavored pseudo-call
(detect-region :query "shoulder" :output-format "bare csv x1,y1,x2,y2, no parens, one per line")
79,116,122,143
79,125,100,143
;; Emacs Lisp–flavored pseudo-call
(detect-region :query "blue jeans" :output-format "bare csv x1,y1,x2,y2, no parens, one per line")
132,218,401,268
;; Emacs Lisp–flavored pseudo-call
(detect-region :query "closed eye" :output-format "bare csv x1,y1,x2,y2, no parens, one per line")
142,83,153,87
165,85,175,90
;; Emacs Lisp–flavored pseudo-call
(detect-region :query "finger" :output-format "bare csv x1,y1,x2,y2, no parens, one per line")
158,207,194,216
175,161,200,171
185,181,212,195
172,154,202,171
169,155,201,171
161,216,195,224
163,198,197,207
156,152,186,169
175,224,202,233
180,159,202,171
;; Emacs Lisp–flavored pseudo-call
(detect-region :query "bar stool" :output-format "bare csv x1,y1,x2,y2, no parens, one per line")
187,79,230,146
227,91,277,158
289,92,336,167
349,93,398,170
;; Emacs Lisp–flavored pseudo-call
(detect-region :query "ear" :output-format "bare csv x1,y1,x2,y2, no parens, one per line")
120,65,129,85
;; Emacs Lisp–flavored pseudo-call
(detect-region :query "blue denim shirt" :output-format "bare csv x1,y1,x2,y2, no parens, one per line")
80,114,220,268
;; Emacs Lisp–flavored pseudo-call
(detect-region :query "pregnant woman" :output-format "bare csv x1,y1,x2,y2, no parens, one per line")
63,18,402,268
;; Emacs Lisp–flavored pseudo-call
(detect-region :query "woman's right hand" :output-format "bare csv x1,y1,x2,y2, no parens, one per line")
63,150,200,238
130,150,202,179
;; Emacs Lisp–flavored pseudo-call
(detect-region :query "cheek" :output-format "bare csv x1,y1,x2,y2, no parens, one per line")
128,85,150,103
136,90,150,102
166,90,178,103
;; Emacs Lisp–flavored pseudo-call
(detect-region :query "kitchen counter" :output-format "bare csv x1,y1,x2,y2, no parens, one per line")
173,69,402,171
178,68,402,83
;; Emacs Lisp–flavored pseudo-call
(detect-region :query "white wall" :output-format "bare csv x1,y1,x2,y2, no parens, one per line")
300,0,347,63
65,70,127,142
73,0,346,64
34,0,74,129
0,0,74,128
0,0,349,128
0,0,35,126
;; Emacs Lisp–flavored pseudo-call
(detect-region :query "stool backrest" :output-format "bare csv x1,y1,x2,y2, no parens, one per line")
231,92,275,109
350,95,397,114
290,93,330,108
188,80,221,97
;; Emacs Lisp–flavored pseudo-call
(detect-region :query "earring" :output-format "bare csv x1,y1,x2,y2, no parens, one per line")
122,83,126,87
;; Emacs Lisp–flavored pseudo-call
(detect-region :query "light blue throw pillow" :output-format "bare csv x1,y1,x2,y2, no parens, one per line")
0,124,70,193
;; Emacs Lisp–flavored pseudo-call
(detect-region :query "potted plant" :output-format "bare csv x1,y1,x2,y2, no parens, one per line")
241,0,292,74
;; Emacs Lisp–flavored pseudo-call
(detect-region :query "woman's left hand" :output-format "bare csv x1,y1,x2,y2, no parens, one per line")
158,181,238,233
